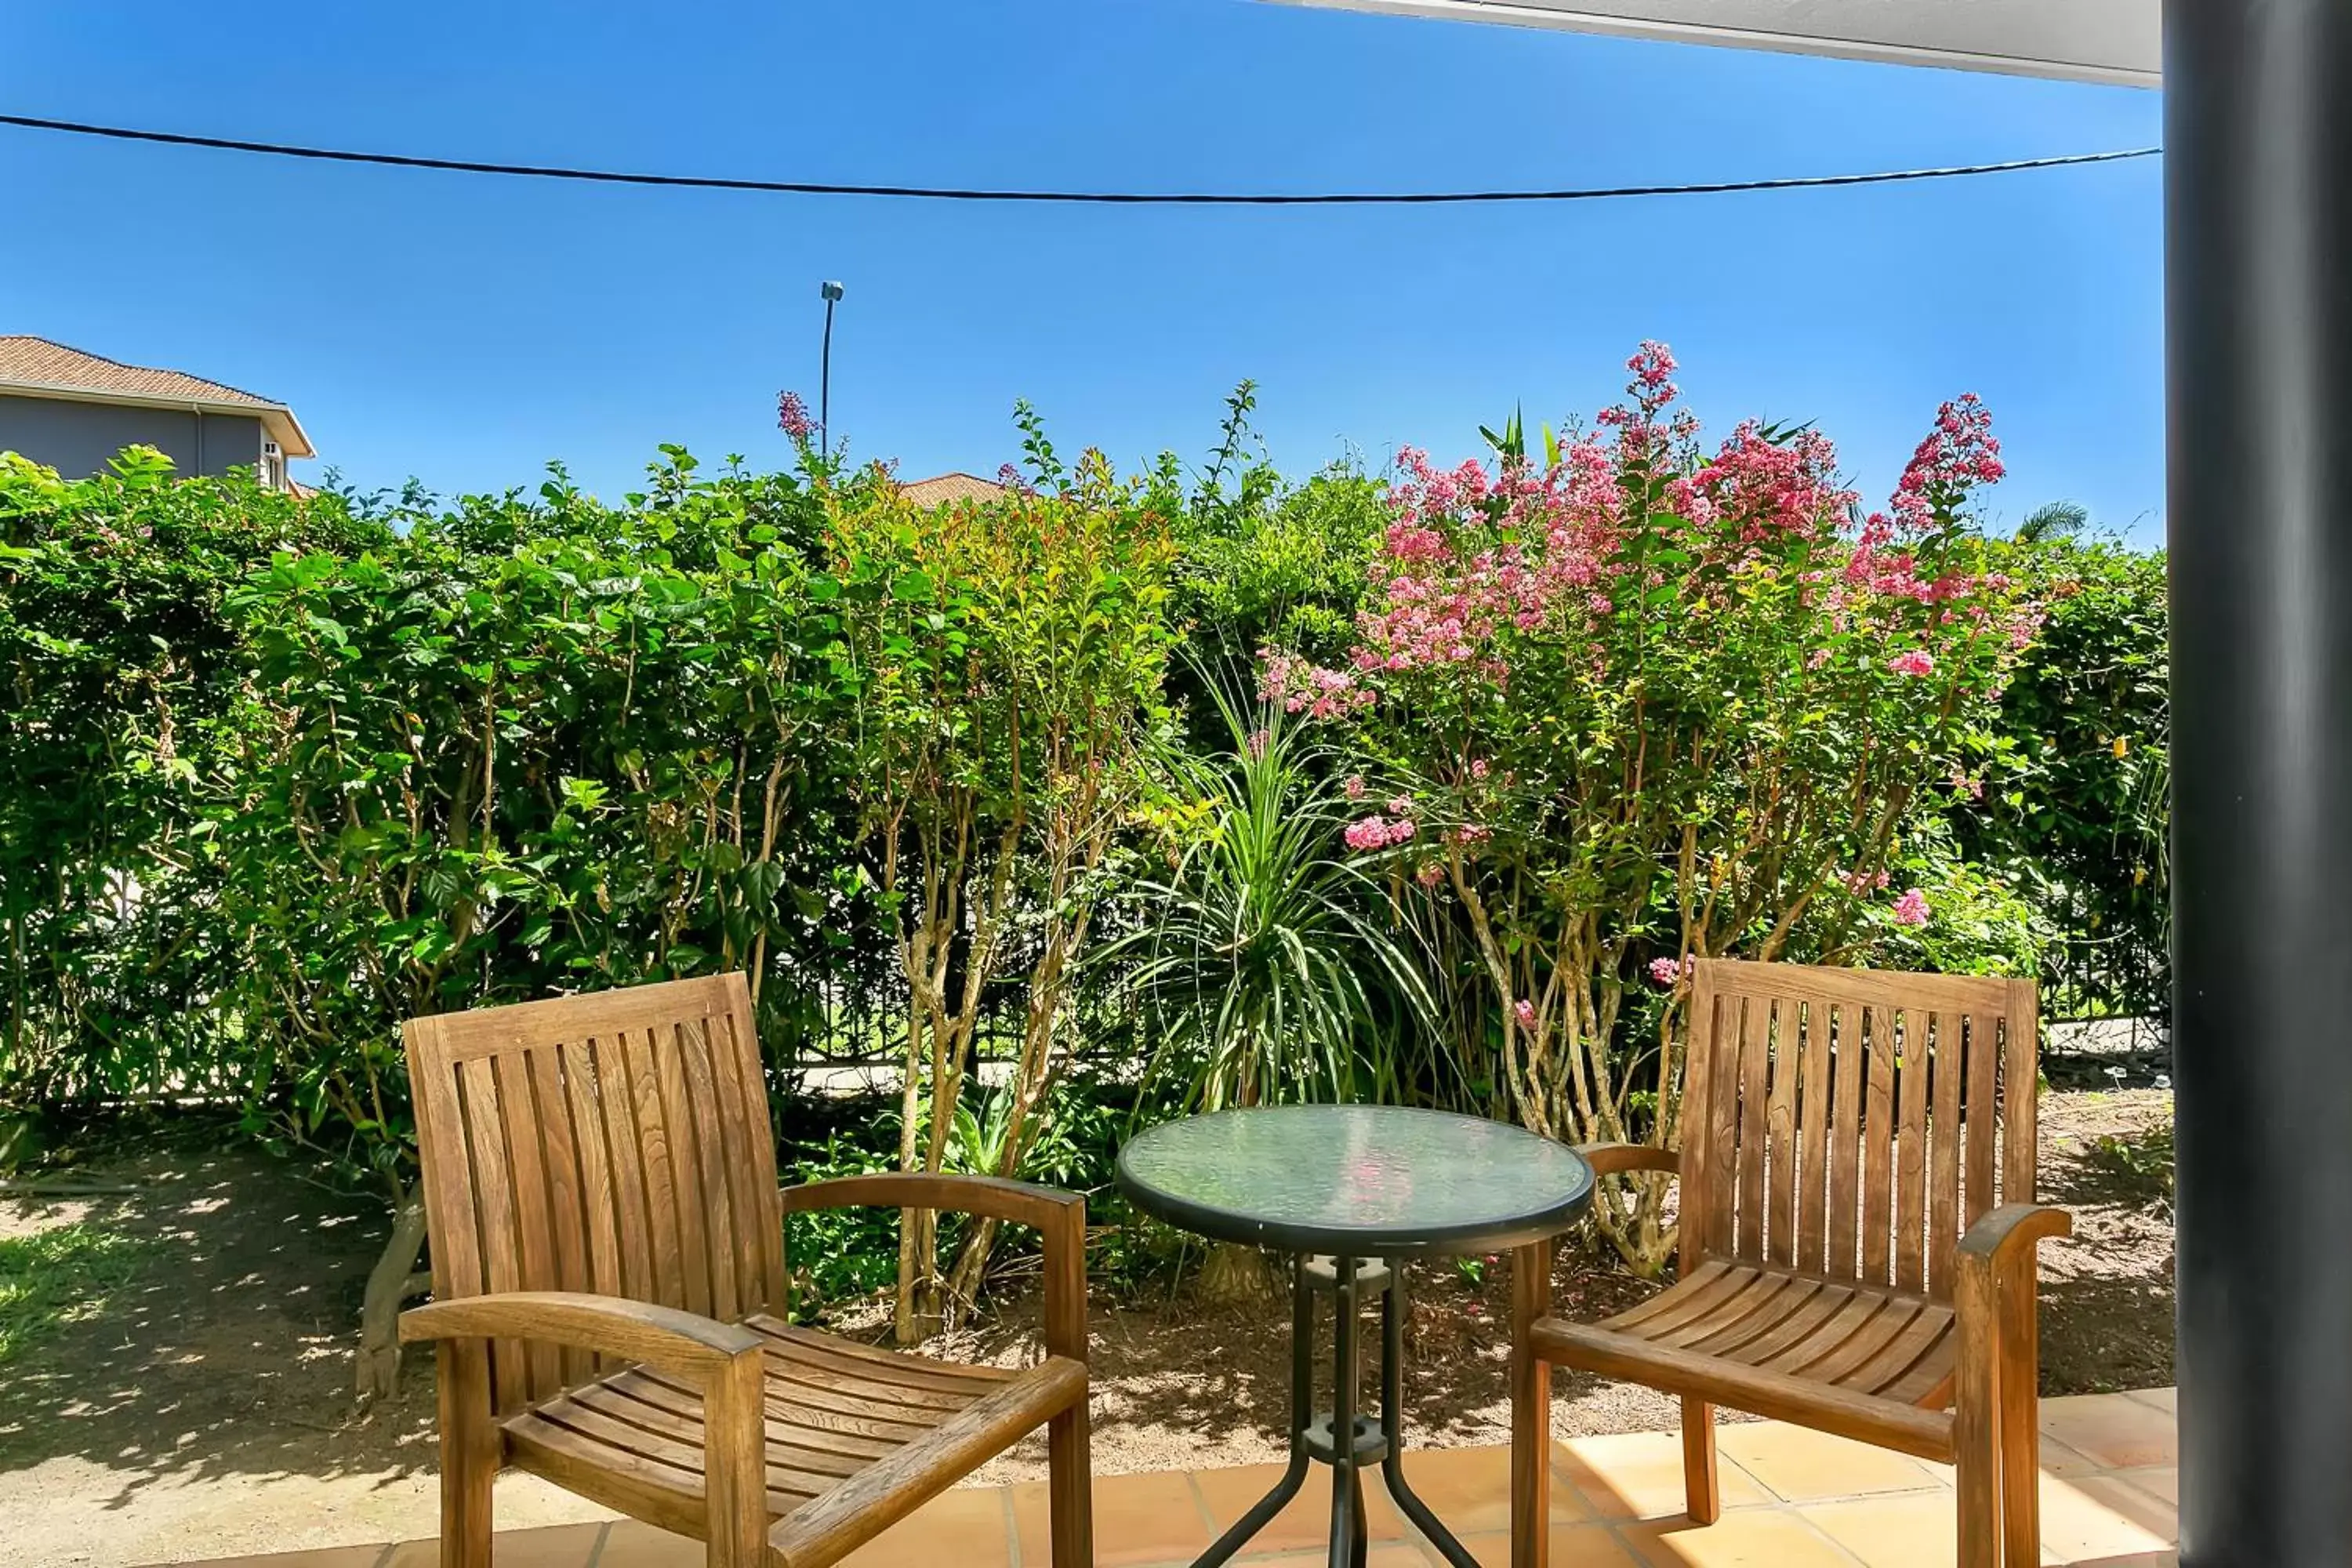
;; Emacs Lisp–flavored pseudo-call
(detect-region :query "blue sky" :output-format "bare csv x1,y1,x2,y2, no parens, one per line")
2,1,2163,539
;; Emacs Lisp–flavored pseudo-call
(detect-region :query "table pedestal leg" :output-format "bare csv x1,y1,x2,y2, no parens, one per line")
1194,1254,1317,1568
1379,1262,1483,1568
1189,1254,1486,1568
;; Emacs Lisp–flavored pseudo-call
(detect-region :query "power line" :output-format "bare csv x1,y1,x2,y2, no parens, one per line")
0,113,2159,206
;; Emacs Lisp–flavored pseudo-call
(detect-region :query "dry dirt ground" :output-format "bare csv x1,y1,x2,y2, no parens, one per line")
0,1086,2174,1567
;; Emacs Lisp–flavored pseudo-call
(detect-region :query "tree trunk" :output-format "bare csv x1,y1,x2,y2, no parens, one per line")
355,1187,430,1402
1194,1242,1275,1307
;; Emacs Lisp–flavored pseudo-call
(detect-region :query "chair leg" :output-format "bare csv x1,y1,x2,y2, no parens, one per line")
703,1348,771,1568
1048,1404,1093,1568
1997,1258,2044,1567
436,1341,496,1568
1955,1263,2002,1568
1509,1240,1555,1568
1681,1399,1721,1525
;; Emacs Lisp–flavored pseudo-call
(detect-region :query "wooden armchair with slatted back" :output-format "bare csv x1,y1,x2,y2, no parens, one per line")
1508,960,2069,1568
397,974,1092,1568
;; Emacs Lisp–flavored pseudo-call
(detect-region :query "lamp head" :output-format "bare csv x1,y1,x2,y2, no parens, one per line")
820,281,845,303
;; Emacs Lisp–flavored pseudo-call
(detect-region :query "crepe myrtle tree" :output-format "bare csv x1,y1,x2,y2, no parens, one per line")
1261,344,2038,1272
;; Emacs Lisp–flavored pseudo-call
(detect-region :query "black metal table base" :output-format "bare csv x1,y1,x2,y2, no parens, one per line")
1193,1254,1480,1568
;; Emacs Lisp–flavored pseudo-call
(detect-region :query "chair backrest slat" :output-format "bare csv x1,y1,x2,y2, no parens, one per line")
523,1044,597,1387
407,974,783,1412
1964,1011,2002,1233
1857,1007,1899,1285
1693,989,1741,1261
1732,993,1770,1265
1762,997,1802,1269
1926,1009,1963,1293
1794,994,1834,1276
1683,960,2038,1305
1822,996,1870,1282
2001,987,2040,1221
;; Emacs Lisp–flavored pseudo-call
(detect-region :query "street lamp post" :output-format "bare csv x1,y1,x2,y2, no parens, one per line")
818,280,844,456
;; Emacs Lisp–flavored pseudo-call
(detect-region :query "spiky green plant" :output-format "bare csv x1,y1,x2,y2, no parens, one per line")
1108,688,1434,1114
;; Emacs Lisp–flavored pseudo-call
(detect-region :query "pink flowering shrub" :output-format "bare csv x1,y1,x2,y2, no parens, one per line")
776,390,815,443
1278,343,2036,1270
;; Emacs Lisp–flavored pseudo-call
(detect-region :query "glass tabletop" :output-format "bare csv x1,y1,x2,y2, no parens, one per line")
1115,1105,1595,1257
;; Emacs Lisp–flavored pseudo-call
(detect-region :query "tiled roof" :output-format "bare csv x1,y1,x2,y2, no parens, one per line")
899,471,1008,508
0,336,314,457
0,336,278,408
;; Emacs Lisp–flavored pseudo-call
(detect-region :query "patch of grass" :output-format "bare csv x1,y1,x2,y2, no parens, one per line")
0,1223,147,1364
2084,1124,2176,1213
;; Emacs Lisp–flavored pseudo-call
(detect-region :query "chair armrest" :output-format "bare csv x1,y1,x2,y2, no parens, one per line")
400,1290,764,1382
1956,1202,2072,1282
780,1172,1089,1360
1574,1142,1680,1179
780,1171,1083,1234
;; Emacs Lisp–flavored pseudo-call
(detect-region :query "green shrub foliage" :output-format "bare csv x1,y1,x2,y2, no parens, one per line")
0,357,2168,1319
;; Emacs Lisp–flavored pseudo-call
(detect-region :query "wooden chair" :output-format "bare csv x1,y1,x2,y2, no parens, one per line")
1508,960,2069,1568
397,974,1091,1568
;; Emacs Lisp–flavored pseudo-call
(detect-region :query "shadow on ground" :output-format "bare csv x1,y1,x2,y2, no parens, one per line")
0,1128,434,1510
2037,1085,2176,1396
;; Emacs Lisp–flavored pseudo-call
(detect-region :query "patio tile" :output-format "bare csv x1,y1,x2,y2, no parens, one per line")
1192,1461,1407,1555
1013,1469,1208,1567
1238,1548,1432,1567
380,1524,607,1568
593,1519,699,1568
841,1484,1014,1568
2066,1475,2178,1545
2038,1394,2178,1471
2121,1387,2177,1417
2107,1466,2178,1507
1621,1509,1863,1566
1798,1490,1962,1568
1385,1443,1588,1534
2035,1474,2176,1564
1554,1431,1771,1522
1911,1432,2102,1490
1454,1523,1646,1566
225,1549,400,1568
1714,1422,1941,1504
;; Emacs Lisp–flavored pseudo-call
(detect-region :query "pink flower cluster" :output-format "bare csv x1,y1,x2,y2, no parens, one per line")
1892,889,1932,927
1628,340,1679,415
1513,999,1538,1029
1258,647,1374,720
1345,815,1416,851
1648,955,1696,987
1352,443,1620,675
1670,420,1852,546
1263,344,2042,859
777,390,814,443
1838,394,2025,646
1892,394,2005,534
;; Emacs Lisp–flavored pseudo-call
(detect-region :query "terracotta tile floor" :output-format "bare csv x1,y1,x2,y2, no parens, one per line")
144,1388,2178,1568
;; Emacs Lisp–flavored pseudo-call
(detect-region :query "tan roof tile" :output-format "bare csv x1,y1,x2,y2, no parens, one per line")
0,336,279,407
898,471,1008,508
0,336,314,458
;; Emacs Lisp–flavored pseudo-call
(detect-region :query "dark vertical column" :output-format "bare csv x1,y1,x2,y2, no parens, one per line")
2167,4,2352,1563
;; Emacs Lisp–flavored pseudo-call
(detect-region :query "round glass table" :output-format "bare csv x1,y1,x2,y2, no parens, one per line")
1117,1106,1595,1568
